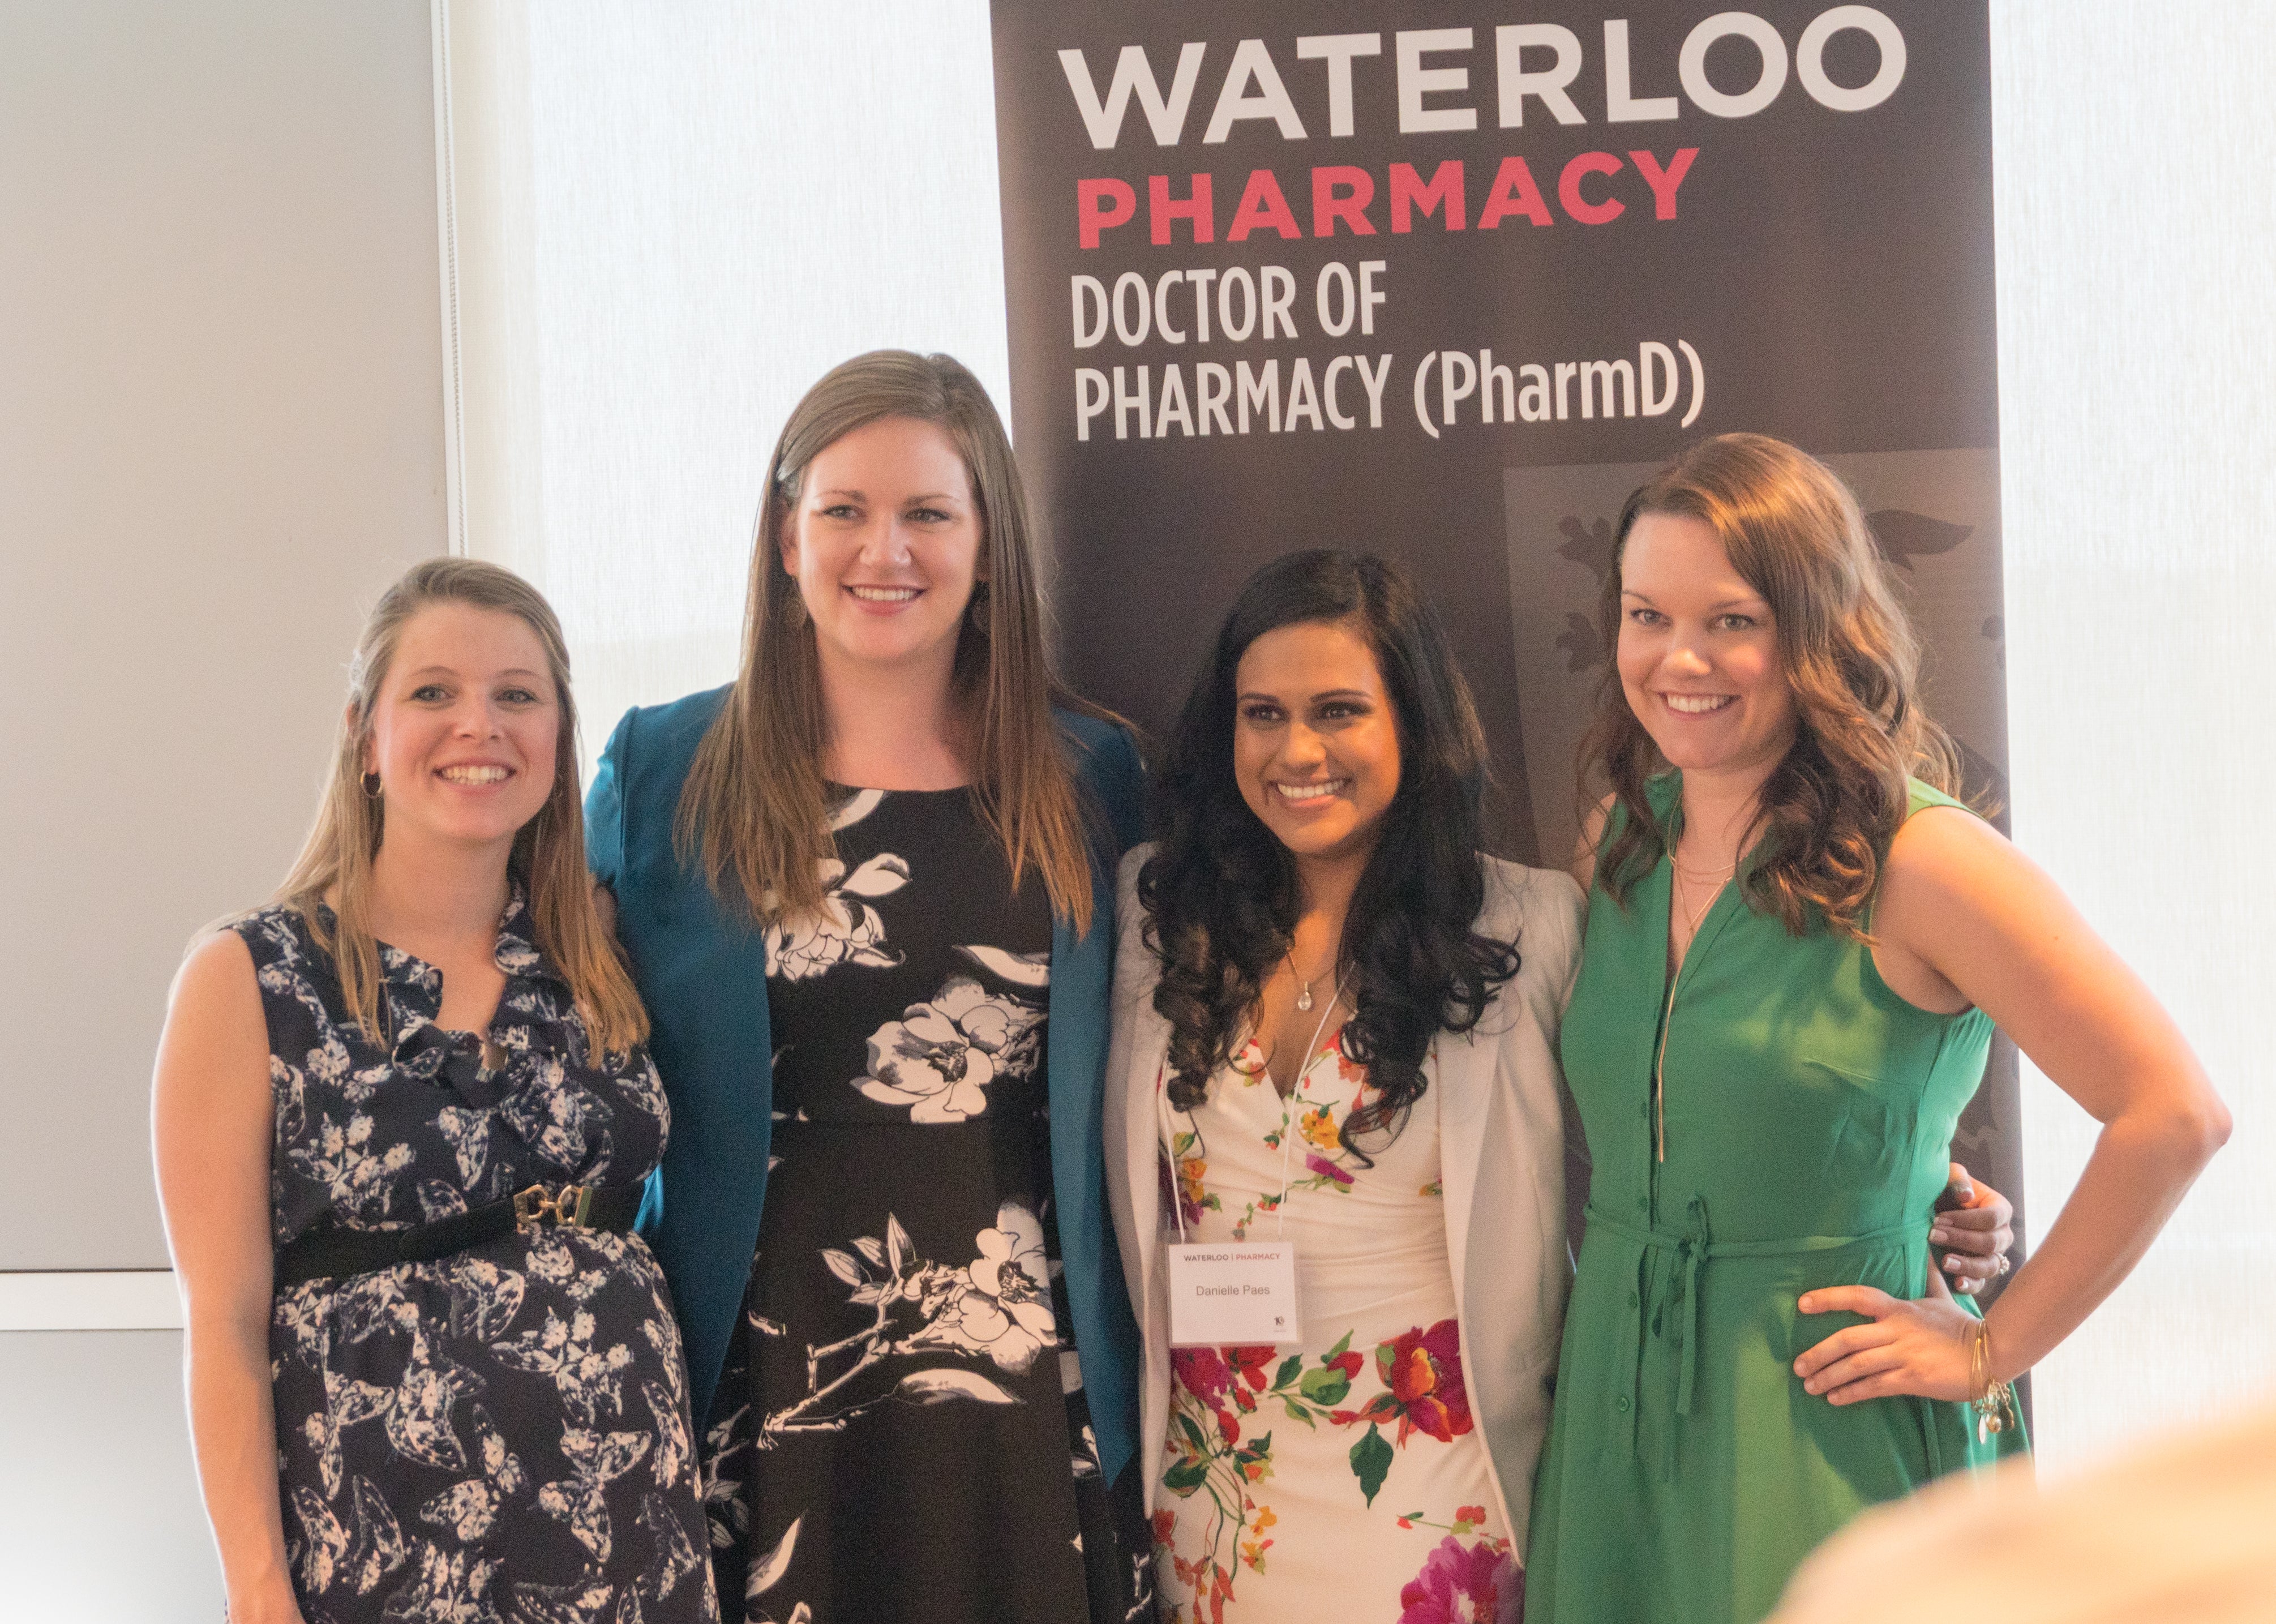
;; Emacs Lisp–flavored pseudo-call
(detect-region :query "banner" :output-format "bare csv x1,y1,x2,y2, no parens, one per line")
989,2,2020,1246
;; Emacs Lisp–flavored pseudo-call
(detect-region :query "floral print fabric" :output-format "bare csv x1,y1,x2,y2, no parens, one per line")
239,895,717,1623
1156,1031,1520,1624
703,788,1152,1624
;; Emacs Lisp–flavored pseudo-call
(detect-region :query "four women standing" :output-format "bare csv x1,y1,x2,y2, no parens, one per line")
157,362,2221,1624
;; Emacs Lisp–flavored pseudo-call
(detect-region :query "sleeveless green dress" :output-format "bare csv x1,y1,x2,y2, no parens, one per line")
1525,777,2025,1624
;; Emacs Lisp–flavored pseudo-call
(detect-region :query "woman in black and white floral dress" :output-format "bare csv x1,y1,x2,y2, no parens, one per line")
588,352,1153,1624
156,559,715,1624
700,785,1125,1621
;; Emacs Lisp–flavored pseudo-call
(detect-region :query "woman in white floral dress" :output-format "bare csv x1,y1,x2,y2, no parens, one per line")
1104,551,1584,1624
155,559,716,1623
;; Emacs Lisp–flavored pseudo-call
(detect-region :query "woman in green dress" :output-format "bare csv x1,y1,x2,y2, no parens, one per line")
1525,434,2231,1624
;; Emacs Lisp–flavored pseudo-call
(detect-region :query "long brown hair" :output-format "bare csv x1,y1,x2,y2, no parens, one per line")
275,556,648,1054
1581,433,1960,940
678,350,1101,932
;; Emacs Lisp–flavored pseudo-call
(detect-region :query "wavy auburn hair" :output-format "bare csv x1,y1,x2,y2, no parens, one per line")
678,350,1101,932
275,557,647,1055
1140,550,1519,1161
1583,433,1960,939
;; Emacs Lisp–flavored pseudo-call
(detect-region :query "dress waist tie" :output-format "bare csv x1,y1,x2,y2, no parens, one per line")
1583,1199,1923,1481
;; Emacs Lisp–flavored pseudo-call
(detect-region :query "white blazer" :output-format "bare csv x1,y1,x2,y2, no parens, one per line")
1103,845,1587,1548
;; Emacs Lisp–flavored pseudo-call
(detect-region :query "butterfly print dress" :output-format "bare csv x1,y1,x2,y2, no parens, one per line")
241,895,717,1624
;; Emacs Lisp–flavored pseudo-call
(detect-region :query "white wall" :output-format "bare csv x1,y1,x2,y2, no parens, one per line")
0,0,447,1613
1992,1,2276,1470
442,0,1010,774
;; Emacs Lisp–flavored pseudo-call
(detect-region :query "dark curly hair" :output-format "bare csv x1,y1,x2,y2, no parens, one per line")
1138,550,1520,1161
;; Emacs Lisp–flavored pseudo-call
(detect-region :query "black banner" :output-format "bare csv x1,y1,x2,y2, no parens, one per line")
991,1,2019,1242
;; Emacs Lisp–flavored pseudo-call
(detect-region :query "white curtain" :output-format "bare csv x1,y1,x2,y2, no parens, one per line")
445,0,2276,1475
442,0,1010,772
1991,3,2276,1469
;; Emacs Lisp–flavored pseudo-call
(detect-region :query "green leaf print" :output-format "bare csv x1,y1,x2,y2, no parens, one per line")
1283,1398,1317,1427
1298,1365,1352,1406
1349,1421,1393,1507
1273,1355,1304,1392
1162,1456,1211,1496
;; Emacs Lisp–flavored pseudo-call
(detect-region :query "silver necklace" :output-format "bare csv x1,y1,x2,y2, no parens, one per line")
1283,942,1335,1012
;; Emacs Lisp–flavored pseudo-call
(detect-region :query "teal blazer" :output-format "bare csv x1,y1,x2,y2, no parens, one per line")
585,686,1147,1486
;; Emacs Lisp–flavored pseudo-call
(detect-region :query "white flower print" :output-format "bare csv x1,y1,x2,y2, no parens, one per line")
491,1306,637,1426
925,1201,1057,1374
763,851,911,980
289,1109,415,1220
854,974,1045,1122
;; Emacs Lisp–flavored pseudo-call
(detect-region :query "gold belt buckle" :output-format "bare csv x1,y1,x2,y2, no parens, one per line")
513,1182,594,1231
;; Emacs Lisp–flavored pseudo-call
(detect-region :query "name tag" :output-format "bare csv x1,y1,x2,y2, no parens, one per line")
1165,1240,1301,1347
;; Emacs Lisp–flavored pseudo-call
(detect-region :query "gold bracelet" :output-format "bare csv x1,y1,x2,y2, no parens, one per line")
1966,1318,2017,1445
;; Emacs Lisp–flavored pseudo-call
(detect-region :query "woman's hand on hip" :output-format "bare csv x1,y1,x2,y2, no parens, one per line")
1791,1268,1974,1404
1932,1161,2015,1293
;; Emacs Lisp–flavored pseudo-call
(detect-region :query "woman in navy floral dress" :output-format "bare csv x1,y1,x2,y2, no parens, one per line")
156,559,716,1624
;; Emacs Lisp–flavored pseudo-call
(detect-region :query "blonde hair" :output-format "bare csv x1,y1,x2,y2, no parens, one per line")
1583,433,1961,940
678,350,1103,932
276,556,648,1054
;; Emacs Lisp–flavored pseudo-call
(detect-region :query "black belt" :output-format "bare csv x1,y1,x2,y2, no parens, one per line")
274,1181,642,1288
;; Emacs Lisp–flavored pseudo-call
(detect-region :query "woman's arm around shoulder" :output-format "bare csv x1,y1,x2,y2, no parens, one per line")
1793,805,2230,1405
152,930,305,1624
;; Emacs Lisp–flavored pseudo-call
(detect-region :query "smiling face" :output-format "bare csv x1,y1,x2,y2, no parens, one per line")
781,414,985,683
1233,618,1403,870
1617,510,1798,780
361,601,560,855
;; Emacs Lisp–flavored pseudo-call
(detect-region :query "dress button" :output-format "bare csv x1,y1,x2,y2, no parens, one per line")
1636,1195,1649,1212
1615,1395,1631,1413
1627,1288,1640,1308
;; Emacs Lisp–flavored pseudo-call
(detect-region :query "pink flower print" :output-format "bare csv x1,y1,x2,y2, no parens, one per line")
1171,1346,1232,1411
1303,1151,1356,1188
855,975,1043,1122
1399,1534,1521,1624
1228,1040,1270,1082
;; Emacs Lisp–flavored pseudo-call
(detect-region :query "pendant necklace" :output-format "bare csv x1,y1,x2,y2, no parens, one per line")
1283,942,1333,1013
